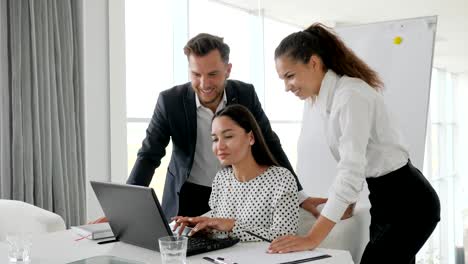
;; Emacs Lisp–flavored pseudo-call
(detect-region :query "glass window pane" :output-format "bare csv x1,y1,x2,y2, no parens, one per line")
431,124,440,179
270,122,302,170
446,125,454,175
430,68,440,123
188,0,253,83
264,18,303,121
127,122,171,199
445,73,454,123
125,0,174,118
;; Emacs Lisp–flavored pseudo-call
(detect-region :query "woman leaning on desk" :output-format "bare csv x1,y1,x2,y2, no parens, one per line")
268,23,441,264
173,104,299,242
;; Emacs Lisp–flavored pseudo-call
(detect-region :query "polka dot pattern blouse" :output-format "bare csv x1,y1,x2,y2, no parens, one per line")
207,166,299,242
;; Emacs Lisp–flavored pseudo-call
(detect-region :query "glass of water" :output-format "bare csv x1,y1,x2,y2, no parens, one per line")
158,236,188,264
6,232,32,263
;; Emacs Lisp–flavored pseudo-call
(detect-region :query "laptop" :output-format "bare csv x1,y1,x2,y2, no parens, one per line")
90,181,239,256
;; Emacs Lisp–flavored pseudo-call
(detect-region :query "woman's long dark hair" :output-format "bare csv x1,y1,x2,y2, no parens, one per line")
213,104,278,166
275,23,383,90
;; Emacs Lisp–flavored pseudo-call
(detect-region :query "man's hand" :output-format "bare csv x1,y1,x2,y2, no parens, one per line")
300,197,328,218
172,216,235,236
87,217,108,224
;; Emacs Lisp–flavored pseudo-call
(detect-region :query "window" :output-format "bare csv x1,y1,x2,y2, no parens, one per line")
419,69,464,264
189,0,254,84
188,1,305,169
125,0,175,199
125,0,304,199
263,18,302,121
263,17,303,168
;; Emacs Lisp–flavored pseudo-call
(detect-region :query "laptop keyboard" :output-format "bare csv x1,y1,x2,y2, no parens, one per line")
186,236,240,256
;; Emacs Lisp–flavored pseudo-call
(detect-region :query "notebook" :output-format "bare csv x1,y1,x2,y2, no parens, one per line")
67,255,143,264
71,223,114,240
90,181,239,256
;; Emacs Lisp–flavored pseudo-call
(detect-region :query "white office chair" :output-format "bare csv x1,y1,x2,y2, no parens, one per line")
297,205,371,263
0,199,66,241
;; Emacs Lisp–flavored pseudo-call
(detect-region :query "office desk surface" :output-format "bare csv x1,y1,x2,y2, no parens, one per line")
0,230,354,264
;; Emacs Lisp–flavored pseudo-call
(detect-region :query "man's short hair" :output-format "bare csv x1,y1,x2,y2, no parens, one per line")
183,33,230,63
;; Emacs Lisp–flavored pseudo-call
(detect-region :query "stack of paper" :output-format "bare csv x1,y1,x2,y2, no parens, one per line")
71,223,114,240
203,242,331,264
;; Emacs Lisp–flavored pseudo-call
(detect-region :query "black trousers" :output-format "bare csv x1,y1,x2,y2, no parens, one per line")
177,181,212,217
360,161,440,264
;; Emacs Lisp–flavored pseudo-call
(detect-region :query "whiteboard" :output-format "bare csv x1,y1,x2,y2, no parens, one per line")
296,17,437,205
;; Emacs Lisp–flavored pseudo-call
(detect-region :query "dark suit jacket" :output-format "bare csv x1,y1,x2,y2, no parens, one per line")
127,80,303,218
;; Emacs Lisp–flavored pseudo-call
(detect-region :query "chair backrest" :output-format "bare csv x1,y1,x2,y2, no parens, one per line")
297,206,370,263
0,199,66,241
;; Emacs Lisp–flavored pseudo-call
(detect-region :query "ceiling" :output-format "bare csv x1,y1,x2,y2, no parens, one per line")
218,0,468,74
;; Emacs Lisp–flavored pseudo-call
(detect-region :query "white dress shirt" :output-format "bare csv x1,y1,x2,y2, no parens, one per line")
317,70,409,223
187,92,227,187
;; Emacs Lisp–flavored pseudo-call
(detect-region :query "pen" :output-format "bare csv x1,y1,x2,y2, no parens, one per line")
217,257,238,264
278,254,332,264
244,230,272,242
203,256,226,264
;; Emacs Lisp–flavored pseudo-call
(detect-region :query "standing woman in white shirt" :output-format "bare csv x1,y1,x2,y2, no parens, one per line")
268,23,440,264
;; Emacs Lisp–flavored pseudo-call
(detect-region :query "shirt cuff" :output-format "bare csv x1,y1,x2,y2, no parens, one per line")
232,219,244,234
231,219,253,240
320,195,349,223
298,190,308,205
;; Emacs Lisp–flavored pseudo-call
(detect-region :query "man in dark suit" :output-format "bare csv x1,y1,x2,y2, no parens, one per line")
126,33,319,220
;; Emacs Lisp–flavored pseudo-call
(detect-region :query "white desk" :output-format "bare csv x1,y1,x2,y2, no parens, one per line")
0,230,354,263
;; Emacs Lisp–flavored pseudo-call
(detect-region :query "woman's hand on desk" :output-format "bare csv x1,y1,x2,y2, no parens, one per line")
269,215,336,254
172,216,235,236
268,235,318,254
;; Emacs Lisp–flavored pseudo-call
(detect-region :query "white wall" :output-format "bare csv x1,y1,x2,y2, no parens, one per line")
81,0,111,221
109,0,128,184
80,0,127,222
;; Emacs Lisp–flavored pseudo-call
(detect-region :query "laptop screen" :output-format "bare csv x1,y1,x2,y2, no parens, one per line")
90,181,173,251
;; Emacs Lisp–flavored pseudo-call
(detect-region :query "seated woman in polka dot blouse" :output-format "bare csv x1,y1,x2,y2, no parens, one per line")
173,104,299,242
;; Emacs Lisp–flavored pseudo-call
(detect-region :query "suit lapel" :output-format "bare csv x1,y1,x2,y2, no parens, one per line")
184,85,197,147
225,81,238,106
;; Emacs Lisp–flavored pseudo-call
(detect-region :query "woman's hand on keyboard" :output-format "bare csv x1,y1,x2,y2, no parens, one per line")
173,216,235,236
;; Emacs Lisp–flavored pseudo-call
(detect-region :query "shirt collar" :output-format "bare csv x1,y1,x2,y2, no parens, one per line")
195,89,227,111
315,69,339,116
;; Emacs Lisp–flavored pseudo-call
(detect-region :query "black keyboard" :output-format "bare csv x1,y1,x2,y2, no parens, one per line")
186,236,240,256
